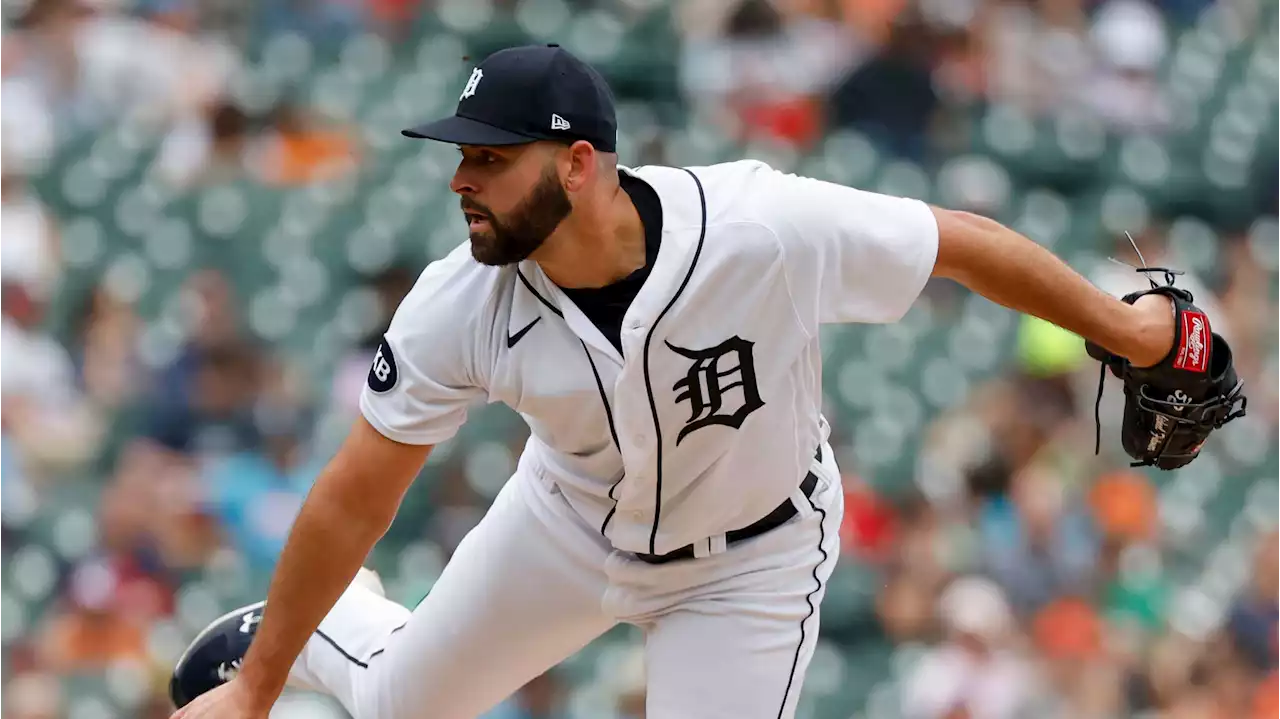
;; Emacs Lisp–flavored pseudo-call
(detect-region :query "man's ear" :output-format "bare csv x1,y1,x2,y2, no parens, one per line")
561,140,597,193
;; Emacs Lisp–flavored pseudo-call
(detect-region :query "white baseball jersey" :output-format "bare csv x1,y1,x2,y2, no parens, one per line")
360,160,938,555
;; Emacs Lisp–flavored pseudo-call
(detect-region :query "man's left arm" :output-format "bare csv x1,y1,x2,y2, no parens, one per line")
757,163,1242,468
754,163,1174,364
929,207,1174,367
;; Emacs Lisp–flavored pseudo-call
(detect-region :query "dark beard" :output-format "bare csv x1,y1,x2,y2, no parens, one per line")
465,166,572,266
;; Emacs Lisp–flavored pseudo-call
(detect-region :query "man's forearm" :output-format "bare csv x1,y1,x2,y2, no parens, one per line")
236,477,392,707
931,210,1173,366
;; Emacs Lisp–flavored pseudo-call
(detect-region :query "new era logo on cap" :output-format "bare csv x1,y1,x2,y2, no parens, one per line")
551,114,570,130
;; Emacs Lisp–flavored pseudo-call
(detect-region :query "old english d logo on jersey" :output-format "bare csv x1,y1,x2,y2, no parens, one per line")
368,337,399,393
667,336,765,445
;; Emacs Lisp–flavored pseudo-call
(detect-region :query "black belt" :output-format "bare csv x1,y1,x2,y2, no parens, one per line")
634,447,823,565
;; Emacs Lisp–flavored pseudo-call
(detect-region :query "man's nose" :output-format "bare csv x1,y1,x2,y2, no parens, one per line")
450,168,478,195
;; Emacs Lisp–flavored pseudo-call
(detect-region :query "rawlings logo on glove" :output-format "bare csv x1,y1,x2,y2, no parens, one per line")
1086,266,1247,470
1174,311,1209,372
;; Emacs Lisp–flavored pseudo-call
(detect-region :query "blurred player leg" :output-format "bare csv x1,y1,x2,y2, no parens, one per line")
288,467,617,719
639,459,843,719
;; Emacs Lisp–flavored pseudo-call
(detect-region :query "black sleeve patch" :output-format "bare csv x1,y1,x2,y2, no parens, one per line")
368,337,399,393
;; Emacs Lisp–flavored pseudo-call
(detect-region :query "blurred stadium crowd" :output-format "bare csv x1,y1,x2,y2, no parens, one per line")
0,0,1276,717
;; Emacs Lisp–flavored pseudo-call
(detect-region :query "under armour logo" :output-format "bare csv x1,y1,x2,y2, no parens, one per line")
551,114,571,131
667,336,765,445
240,611,261,635
460,68,483,100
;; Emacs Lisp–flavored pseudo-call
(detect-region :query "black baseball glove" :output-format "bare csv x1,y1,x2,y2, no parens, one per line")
1086,267,1247,470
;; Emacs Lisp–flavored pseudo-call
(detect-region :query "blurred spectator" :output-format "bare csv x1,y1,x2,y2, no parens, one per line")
159,95,361,189
1080,0,1172,132
1030,595,1126,718
1,280,104,475
1,165,60,302
104,270,264,573
679,0,859,148
5,0,238,136
155,99,257,189
878,569,940,642
1224,531,1279,672
257,0,366,46
331,265,418,416
877,492,977,642
139,342,264,460
0,153,102,473
828,12,942,160
70,283,146,412
35,558,155,672
901,576,1039,719
839,471,901,564
978,0,1092,117
979,467,1099,617
3,671,64,719
1089,470,1158,545
201,358,320,573
256,101,361,187
126,269,261,461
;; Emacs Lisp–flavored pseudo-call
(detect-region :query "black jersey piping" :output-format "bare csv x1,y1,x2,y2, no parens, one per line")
776,492,830,718
515,268,564,318
582,339,625,535
643,167,708,555
517,267,625,535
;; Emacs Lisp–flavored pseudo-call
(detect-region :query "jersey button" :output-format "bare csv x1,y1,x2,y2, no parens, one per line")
633,433,646,445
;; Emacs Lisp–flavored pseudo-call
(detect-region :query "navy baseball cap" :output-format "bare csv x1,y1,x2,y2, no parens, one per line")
403,44,617,152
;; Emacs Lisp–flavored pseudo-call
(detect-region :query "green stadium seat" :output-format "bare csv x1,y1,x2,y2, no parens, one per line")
63,686,121,719
875,160,931,203
8,544,59,602
102,659,152,711
259,31,316,86
1011,188,1072,249
934,154,1012,219
817,130,880,189
339,34,392,82
2,590,29,643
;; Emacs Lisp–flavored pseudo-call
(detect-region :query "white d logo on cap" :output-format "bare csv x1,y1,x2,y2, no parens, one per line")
460,68,483,101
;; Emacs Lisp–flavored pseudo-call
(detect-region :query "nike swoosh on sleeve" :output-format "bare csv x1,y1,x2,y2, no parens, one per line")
506,317,541,348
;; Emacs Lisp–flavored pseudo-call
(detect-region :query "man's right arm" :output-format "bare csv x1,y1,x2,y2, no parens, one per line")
231,245,488,711
234,416,432,710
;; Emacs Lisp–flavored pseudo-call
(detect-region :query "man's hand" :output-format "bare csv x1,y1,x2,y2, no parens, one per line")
1125,293,1177,367
170,679,271,719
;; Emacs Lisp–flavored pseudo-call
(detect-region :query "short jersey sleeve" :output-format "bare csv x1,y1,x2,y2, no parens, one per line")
752,165,939,331
358,249,490,446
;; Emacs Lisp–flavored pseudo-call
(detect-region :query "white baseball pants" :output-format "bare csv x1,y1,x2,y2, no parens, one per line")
286,449,843,719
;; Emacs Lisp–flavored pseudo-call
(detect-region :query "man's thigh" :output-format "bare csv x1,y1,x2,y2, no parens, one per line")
354,471,617,719
641,473,843,719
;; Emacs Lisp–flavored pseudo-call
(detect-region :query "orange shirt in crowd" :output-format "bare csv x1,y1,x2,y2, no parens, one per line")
260,130,359,187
